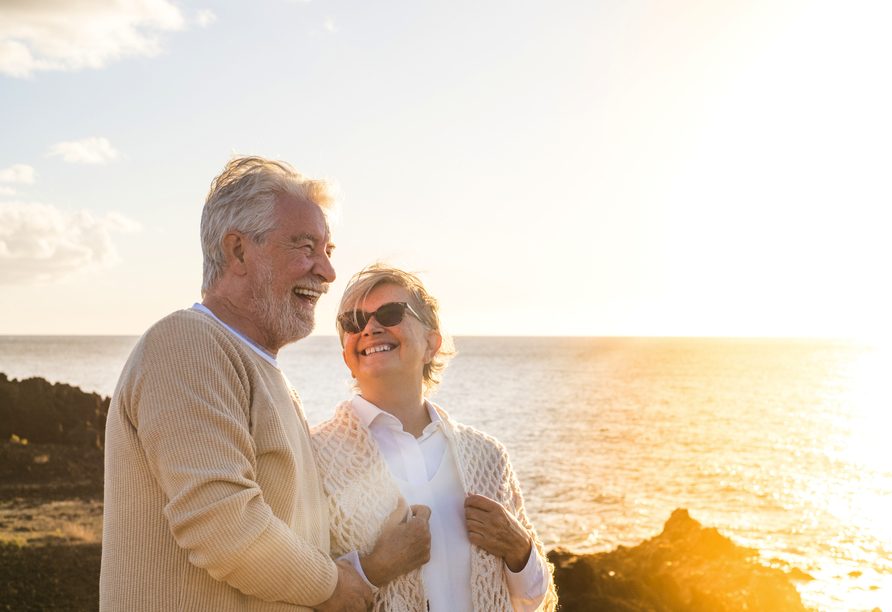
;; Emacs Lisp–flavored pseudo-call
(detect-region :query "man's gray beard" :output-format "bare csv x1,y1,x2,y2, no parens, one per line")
248,260,316,348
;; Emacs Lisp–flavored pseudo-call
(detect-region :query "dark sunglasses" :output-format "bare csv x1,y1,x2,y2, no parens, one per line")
337,302,422,334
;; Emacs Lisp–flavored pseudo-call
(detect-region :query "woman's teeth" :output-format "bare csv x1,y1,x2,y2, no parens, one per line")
364,345,393,355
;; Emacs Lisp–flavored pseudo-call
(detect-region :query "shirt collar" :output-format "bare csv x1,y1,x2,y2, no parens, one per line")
351,395,442,432
191,303,279,368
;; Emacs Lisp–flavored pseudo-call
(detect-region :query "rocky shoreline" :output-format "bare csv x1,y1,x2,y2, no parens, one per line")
548,508,821,612
0,375,847,611
0,373,109,449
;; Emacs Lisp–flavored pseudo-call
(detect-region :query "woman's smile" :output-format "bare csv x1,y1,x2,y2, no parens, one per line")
362,343,396,356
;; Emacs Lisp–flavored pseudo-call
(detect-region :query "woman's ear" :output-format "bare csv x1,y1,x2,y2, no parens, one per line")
342,349,356,378
424,330,442,364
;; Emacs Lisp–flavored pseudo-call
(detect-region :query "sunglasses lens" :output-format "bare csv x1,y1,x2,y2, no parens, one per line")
375,303,407,327
338,312,365,334
339,302,411,333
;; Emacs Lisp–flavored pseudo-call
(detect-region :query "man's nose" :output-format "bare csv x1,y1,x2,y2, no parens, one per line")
315,255,336,283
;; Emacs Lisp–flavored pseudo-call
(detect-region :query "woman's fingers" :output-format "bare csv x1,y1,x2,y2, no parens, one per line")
464,493,499,512
463,495,533,572
410,504,432,521
385,497,411,528
361,501,432,586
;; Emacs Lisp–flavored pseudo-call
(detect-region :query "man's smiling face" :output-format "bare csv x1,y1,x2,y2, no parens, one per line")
248,194,336,349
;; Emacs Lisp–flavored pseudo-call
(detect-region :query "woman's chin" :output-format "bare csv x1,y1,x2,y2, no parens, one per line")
355,366,417,388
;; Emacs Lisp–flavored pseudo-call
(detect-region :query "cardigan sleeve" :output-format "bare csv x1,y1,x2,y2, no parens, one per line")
127,318,338,606
503,455,558,612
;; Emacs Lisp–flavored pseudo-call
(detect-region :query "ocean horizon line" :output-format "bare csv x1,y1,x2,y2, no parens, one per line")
0,333,871,342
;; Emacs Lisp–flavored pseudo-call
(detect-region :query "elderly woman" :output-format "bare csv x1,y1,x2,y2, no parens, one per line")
312,264,557,612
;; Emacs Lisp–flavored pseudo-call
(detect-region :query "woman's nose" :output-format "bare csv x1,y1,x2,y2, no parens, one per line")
362,315,384,335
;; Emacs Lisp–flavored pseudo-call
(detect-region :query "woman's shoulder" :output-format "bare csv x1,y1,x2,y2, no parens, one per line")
310,400,381,481
434,404,509,459
310,400,358,440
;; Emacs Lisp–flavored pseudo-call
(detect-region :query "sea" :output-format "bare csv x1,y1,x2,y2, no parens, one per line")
1,335,889,612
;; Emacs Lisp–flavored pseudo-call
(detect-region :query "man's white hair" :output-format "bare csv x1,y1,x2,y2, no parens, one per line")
200,155,338,296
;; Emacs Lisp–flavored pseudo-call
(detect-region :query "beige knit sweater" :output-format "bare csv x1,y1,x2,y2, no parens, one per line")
100,309,337,611
311,400,558,612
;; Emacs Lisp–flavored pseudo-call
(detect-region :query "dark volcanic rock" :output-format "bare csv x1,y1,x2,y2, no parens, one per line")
0,442,105,500
0,541,102,611
0,373,110,448
549,509,813,612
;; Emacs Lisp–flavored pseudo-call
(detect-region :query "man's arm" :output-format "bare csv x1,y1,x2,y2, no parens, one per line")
131,322,338,606
315,561,373,612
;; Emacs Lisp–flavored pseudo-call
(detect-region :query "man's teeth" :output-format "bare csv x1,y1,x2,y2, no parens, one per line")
364,345,393,355
294,288,321,298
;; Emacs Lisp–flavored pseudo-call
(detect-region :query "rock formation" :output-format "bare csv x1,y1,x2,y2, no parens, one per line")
548,508,813,612
0,373,109,448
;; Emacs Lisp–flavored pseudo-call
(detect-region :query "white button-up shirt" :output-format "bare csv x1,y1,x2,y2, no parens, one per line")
352,395,549,612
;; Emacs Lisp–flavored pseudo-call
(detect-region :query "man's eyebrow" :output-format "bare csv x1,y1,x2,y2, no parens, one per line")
290,232,335,251
290,232,319,244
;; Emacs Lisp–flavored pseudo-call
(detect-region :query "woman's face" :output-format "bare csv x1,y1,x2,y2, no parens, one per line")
341,283,441,391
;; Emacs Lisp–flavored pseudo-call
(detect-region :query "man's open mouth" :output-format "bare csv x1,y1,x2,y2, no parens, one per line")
293,287,321,303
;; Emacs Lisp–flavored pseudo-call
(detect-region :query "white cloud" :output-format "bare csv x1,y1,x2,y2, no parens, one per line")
195,10,217,28
0,186,16,196
324,18,338,33
48,137,121,164
0,164,36,183
0,201,141,284
0,0,186,78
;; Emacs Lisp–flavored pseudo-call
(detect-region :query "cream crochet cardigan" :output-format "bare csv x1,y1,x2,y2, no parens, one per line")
311,400,558,612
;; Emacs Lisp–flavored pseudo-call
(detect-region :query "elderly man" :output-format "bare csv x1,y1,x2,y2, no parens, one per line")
101,156,393,611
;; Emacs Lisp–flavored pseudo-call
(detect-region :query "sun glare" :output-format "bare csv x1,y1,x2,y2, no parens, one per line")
658,0,892,338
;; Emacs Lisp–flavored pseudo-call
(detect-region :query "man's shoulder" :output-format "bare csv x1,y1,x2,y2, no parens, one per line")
126,308,255,372
140,308,239,349
115,310,269,415
146,307,219,335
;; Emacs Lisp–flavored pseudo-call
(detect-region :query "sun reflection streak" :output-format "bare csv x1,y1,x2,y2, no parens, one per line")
835,347,892,471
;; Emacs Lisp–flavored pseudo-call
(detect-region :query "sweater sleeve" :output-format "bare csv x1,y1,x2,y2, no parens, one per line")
128,320,338,606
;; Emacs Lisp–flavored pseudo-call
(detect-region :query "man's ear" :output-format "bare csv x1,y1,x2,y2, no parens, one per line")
221,231,249,276
424,330,443,364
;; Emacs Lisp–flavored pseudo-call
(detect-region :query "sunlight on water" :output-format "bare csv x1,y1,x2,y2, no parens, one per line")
804,346,892,612
839,348,892,470
438,338,892,612
2,335,890,611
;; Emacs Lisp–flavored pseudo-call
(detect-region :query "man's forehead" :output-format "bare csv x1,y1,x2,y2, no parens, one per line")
274,195,334,244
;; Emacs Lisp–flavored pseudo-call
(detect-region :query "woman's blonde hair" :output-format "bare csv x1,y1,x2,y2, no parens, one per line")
337,262,457,396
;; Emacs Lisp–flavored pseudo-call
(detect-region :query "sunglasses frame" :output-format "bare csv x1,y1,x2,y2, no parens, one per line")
337,301,423,334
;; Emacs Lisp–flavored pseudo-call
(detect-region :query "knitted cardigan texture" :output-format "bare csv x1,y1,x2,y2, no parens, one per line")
311,400,558,612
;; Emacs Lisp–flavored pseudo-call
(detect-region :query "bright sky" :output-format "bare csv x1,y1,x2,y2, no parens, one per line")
1,0,889,339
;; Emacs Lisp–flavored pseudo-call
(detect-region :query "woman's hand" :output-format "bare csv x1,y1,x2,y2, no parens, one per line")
360,497,432,587
464,494,532,572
